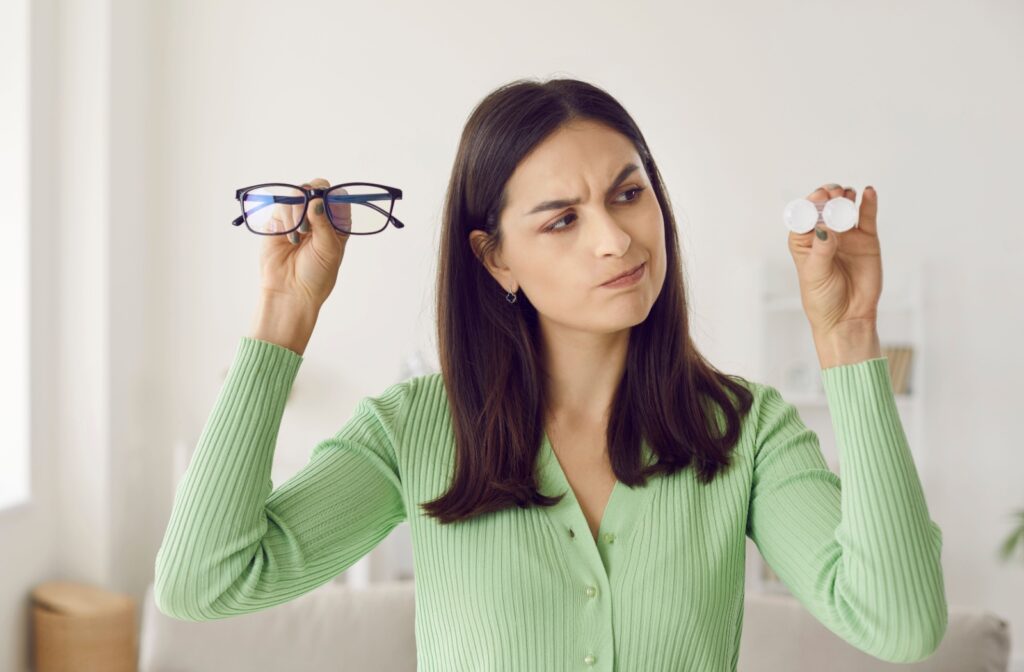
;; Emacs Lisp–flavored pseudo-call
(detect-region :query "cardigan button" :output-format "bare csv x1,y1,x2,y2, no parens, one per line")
585,585,597,598
583,654,597,665
602,532,616,544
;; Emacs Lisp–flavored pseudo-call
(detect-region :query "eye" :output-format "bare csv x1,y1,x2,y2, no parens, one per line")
543,186,647,233
616,186,646,203
544,212,577,233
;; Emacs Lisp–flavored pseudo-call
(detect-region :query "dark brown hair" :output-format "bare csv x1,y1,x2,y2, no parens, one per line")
420,77,755,525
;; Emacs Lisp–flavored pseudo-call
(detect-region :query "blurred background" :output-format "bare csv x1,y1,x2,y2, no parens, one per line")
1,0,1022,670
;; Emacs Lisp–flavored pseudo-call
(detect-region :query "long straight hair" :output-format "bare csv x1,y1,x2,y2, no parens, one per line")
420,77,754,525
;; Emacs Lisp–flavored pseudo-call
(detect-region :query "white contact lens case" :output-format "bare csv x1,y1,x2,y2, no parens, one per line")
783,196,858,234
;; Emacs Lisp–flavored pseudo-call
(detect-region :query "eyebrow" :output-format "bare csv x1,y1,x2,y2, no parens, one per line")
524,162,641,216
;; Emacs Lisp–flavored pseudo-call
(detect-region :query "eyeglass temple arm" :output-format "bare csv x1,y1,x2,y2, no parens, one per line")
325,192,405,228
361,201,406,229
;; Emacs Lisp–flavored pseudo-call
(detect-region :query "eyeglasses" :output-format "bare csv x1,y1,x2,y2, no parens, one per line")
232,182,406,236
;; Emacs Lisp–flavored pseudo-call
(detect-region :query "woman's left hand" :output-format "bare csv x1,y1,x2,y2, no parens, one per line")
788,182,883,339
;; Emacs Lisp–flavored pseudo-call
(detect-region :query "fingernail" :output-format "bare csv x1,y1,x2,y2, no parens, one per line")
299,219,310,233
315,202,324,215
816,227,828,241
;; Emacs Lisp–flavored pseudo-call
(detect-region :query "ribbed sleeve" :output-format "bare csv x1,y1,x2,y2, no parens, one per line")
746,356,947,663
153,345,948,670
153,336,410,622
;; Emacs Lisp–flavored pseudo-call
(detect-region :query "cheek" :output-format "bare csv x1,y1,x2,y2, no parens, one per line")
641,208,667,287
520,249,574,294
638,203,665,253
646,200,665,232
521,254,590,312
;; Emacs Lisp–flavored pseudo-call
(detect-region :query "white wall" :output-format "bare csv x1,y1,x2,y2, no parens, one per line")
2,0,1022,670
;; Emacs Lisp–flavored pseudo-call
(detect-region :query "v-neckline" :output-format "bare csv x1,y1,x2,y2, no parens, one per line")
536,429,658,554
546,437,619,543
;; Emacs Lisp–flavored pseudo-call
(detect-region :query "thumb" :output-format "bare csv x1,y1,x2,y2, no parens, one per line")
805,225,838,279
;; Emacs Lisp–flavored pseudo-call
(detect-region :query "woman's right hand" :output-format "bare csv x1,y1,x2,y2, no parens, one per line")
256,177,352,309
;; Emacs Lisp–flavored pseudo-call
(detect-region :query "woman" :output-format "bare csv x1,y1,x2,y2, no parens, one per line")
154,78,946,671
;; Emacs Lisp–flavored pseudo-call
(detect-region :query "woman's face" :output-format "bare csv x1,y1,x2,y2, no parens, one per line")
472,118,666,336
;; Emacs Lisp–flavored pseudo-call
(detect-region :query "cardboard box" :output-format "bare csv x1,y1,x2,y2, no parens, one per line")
31,580,137,672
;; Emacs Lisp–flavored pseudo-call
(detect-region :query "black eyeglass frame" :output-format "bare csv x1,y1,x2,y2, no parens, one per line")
232,181,406,236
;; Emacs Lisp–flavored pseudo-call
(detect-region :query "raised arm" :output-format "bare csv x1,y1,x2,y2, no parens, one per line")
746,357,947,663
154,336,410,621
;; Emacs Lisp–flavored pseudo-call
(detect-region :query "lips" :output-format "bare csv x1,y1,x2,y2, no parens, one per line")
601,262,645,286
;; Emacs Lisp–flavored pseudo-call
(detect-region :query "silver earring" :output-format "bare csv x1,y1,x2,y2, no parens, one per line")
505,287,518,304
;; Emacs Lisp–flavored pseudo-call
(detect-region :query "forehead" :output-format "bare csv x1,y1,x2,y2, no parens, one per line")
505,120,641,199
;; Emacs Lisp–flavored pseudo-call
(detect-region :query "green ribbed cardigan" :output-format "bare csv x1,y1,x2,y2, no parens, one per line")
154,336,947,671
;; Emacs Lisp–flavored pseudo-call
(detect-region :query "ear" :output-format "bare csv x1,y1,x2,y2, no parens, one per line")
469,229,515,290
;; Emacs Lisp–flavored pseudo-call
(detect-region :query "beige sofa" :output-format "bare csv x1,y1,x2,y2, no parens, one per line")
139,580,1012,671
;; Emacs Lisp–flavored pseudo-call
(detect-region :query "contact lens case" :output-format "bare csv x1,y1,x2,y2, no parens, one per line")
783,196,858,234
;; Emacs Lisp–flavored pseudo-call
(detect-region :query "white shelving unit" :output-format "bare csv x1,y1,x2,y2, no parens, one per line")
747,258,927,595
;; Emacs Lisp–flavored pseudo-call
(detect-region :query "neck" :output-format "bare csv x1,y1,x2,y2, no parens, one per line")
540,321,629,425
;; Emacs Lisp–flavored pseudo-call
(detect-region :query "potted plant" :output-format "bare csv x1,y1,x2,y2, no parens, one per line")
999,508,1024,561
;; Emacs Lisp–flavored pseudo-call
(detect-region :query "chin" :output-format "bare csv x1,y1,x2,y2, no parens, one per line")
597,301,656,333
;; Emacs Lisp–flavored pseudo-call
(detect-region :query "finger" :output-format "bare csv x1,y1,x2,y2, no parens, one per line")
812,182,846,200
283,182,313,245
806,185,833,207
804,182,850,234
305,177,331,236
800,186,831,235
305,178,351,249
843,185,858,228
858,185,878,235
265,207,298,247
323,186,353,240
290,178,326,243
261,190,298,246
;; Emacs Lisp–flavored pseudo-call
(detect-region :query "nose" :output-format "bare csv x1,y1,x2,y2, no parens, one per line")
589,208,632,255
